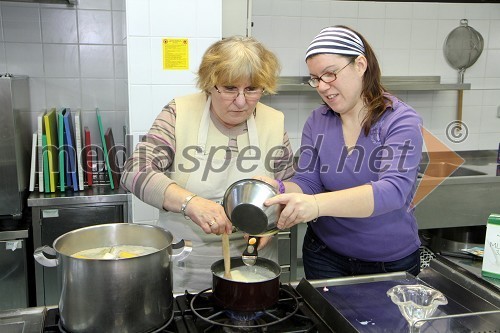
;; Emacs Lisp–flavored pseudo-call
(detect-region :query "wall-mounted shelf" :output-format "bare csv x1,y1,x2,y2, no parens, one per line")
277,76,471,92
0,0,75,4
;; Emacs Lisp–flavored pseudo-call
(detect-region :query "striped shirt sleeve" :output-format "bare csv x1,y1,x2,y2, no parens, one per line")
120,100,178,210
121,100,296,209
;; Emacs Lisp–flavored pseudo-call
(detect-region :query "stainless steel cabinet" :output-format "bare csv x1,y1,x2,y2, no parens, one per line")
0,227,29,310
277,226,298,283
28,188,129,305
0,75,30,218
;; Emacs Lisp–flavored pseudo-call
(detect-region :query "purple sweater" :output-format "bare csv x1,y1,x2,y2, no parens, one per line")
292,96,423,262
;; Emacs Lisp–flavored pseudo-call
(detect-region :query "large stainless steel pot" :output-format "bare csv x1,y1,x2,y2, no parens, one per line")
34,223,191,333
211,257,281,312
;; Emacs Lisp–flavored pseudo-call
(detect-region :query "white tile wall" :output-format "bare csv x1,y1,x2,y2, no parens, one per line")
77,0,112,11
2,5,41,43
126,0,222,133
112,11,126,44
359,2,385,19
114,78,129,110
114,45,128,79
0,6,3,42
126,0,221,222
125,0,150,36
112,0,126,11
81,79,116,110
78,10,113,44
80,45,115,78
0,0,128,149
42,44,80,77
385,2,412,19
44,78,82,109
5,43,44,77
128,84,153,131
41,8,78,43
251,0,500,152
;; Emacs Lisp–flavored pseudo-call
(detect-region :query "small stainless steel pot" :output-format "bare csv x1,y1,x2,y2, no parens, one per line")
223,179,280,235
211,257,281,312
34,223,191,333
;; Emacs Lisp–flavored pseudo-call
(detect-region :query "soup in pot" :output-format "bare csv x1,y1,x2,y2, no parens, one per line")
217,265,275,282
72,245,158,259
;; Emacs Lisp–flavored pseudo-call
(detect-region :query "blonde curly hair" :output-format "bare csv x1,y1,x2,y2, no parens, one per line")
197,36,281,95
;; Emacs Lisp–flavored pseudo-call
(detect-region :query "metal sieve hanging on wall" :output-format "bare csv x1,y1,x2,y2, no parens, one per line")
443,19,484,125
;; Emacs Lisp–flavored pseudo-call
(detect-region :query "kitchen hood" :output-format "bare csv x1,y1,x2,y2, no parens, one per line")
0,0,76,4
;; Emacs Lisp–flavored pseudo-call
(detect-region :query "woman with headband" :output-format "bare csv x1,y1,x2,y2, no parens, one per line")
260,26,423,278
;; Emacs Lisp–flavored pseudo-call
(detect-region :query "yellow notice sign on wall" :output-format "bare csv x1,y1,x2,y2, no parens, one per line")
162,38,189,70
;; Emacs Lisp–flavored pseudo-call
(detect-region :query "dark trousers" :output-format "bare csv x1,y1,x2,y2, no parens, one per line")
302,226,420,279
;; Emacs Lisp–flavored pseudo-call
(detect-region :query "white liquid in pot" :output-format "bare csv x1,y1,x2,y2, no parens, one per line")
218,266,276,282
72,245,158,259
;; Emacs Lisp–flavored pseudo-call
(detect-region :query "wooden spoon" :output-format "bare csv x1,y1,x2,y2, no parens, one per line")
222,232,232,279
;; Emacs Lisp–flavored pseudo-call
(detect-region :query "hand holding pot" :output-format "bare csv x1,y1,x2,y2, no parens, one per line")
223,179,281,235
265,193,320,230
252,175,280,193
184,196,232,235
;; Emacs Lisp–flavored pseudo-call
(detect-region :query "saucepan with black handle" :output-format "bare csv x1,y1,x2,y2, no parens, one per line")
211,256,281,312
215,179,283,311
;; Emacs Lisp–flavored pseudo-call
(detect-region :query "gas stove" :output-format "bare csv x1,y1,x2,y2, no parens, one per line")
42,284,331,333
26,257,500,333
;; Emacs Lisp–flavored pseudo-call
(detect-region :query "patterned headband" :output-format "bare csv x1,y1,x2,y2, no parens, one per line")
305,27,365,60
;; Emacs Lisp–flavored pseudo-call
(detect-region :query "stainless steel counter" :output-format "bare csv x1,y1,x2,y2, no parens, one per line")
0,307,45,333
0,228,28,241
27,186,129,207
294,256,500,332
415,150,500,229
0,217,31,311
440,254,500,290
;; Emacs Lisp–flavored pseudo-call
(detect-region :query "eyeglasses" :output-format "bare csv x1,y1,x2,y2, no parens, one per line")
307,60,354,88
214,86,264,101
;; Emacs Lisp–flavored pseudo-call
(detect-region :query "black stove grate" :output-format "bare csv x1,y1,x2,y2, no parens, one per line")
42,304,189,333
189,287,298,329
42,284,331,333
176,284,330,333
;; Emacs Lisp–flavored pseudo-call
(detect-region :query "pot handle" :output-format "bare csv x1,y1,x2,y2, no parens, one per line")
171,239,192,262
34,246,59,267
242,236,260,266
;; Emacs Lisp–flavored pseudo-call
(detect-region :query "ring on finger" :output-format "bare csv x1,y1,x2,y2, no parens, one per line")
208,219,216,227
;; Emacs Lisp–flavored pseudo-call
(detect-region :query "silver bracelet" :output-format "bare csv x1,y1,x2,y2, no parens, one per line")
180,194,197,220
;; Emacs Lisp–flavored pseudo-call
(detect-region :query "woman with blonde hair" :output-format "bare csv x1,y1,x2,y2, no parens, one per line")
121,36,294,292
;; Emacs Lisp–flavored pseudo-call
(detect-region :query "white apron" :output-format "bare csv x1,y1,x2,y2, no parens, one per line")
160,97,277,293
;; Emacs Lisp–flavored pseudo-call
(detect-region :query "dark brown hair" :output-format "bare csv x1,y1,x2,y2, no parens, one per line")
335,25,392,136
